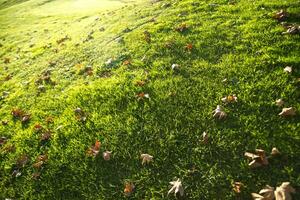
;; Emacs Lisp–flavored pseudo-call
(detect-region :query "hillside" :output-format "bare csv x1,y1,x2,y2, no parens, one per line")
0,0,300,199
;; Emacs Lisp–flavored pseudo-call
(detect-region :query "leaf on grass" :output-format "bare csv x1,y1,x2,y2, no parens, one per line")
274,182,295,200
212,105,227,119
32,172,41,180
17,154,29,168
0,137,7,146
124,182,135,196
202,132,209,144
40,131,51,141
103,151,112,161
171,64,179,70
282,25,300,35
21,114,31,123
233,182,244,193
168,179,184,197
87,140,101,157
175,23,188,32
4,57,10,64
279,107,296,117
74,107,87,122
275,99,284,107
140,154,153,165
2,120,8,125
252,185,274,200
135,80,146,87
136,92,150,100
271,147,280,156
11,108,24,118
273,10,288,21
185,43,193,51
283,66,292,73
244,149,268,168
222,95,237,103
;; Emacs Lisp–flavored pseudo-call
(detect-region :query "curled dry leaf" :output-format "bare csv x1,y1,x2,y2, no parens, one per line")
252,185,274,200
275,99,284,107
34,124,43,132
103,151,112,161
11,108,24,118
0,137,7,146
202,131,209,144
271,147,280,156
273,10,288,21
140,153,153,165
32,172,41,180
21,114,31,123
185,43,193,51
275,182,295,200
279,107,296,117
284,66,292,73
212,105,227,119
136,92,150,100
41,131,51,141
283,25,300,35
171,64,179,70
168,179,184,197
222,95,238,103
124,182,135,196
86,140,101,157
17,154,29,168
244,149,268,168
233,182,244,193
135,80,146,87
175,23,188,32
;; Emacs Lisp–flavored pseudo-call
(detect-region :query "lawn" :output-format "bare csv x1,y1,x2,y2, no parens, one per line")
0,0,299,199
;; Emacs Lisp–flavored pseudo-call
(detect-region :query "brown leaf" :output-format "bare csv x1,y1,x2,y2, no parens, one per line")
244,149,268,168
4,57,10,64
175,23,188,32
202,131,209,144
17,154,29,168
233,182,244,193
124,182,135,196
273,10,288,21
87,140,101,157
21,114,31,123
275,99,284,107
135,80,146,87
103,151,112,161
271,147,280,156
275,182,295,200
279,107,296,117
11,108,24,118
185,43,193,51
40,131,51,141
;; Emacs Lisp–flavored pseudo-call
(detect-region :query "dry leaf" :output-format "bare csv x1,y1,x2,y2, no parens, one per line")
273,10,288,21
33,161,44,169
135,80,146,87
87,140,101,157
11,108,24,118
41,131,51,141
222,95,237,103
175,23,188,32
283,25,300,35
271,147,280,156
124,182,135,196
136,92,150,100
140,154,153,165
233,182,244,193
202,131,209,144
284,66,292,73
274,182,295,200
245,149,268,168
168,179,184,197
17,154,29,168
185,43,193,51
21,114,31,123
103,151,112,161
279,107,296,117
2,120,8,125
275,99,284,107
252,185,274,200
4,57,10,64
171,64,179,70
212,105,227,119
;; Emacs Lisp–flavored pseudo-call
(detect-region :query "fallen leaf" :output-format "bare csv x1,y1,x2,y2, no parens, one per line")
4,57,10,64
40,131,51,141
2,120,8,125
274,182,295,200
279,107,296,117
275,99,284,107
34,124,43,131
222,95,238,103
103,151,112,161
21,114,31,123
33,161,43,169
124,182,135,196
135,80,146,87
136,92,150,100
244,149,268,168
185,43,193,51
32,172,41,180
271,147,280,156
123,60,131,65
171,64,179,70
284,66,292,73
140,153,153,165
11,108,24,118
175,23,188,32
168,179,184,197
202,131,209,144
273,10,288,21
17,154,29,168
87,140,101,157
283,25,300,35
233,182,244,193
212,105,227,119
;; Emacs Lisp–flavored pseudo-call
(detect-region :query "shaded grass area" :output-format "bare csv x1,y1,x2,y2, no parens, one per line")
0,0,300,199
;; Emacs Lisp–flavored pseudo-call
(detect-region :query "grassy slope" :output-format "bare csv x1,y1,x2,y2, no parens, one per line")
0,0,300,199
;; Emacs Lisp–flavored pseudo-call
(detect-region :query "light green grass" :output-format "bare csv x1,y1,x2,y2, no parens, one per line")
0,0,300,199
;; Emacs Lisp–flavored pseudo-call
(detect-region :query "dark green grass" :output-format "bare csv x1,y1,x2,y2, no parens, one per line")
0,0,300,199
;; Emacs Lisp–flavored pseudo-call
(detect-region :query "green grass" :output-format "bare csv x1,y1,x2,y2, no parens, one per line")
0,0,300,199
